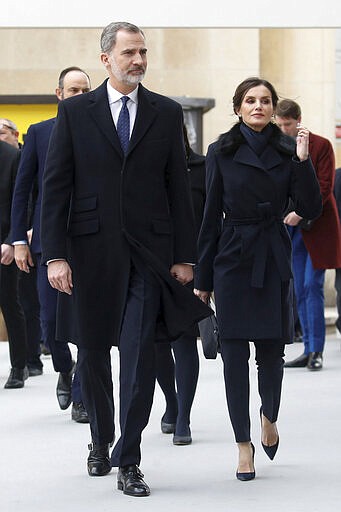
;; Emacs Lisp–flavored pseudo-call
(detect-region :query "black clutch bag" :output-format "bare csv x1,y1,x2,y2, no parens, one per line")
198,300,220,359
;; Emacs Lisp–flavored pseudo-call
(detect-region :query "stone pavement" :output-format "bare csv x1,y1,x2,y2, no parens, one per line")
1,332,340,512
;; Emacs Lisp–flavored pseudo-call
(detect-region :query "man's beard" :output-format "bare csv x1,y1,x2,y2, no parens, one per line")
109,56,145,85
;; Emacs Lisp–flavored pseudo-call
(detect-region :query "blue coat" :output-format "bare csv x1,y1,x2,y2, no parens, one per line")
195,123,322,343
10,118,55,253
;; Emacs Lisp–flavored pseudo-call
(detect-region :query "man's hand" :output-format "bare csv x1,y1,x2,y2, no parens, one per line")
283,211,303,226
47,260,73,295
194,289,211,304
1,244,14,265
170,263,193,285
14,244,34,273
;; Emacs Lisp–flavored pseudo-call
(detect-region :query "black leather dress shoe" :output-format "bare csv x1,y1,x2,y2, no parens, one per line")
56,361,75,410
87,442,112,476
4,367,29,389
71,402,89,423
283,353,309,368
28,365,43,377
117,465,150,496
307,352,323,371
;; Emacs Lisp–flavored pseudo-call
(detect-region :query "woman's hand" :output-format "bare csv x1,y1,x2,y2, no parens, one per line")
296,124,309,161
194,288,211,304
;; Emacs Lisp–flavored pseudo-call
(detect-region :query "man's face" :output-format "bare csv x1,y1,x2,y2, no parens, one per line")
56,70,91,101
101,29,147,92
275,115,301,138
0,121,19,148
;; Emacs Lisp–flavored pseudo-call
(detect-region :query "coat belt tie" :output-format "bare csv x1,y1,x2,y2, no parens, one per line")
224,205,292,288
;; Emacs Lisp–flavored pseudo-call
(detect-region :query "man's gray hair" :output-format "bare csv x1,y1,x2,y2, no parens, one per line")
0,118,17,131
100,22,145,54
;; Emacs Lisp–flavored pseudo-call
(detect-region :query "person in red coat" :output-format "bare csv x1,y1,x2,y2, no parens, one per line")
275,99,341,370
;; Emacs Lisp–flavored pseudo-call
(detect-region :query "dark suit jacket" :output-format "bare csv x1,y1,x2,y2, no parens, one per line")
10,118,55,253
0,140,20,245
41,80,210,349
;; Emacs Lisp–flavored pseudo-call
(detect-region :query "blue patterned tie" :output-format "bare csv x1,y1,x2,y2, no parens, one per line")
117,96,130,154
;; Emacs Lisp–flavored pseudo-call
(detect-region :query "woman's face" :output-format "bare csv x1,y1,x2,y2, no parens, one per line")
236,85,274,132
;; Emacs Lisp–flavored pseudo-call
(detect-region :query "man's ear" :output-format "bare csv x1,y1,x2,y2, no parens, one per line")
55,87,63,101
100,53,110,67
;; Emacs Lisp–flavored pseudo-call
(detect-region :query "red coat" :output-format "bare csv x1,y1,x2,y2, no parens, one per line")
301,132,341,269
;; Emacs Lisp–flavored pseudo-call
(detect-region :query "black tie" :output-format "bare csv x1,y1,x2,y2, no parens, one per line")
117,96,130,153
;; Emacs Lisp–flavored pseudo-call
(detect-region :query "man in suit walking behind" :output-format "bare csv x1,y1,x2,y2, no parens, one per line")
40,21,210,497
1,117,43,377
275,99,341,370
11,67,91,421
0,140,28,388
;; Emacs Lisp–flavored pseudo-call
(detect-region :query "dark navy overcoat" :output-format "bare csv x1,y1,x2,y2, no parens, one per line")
195,123,322,343
40,80,211,349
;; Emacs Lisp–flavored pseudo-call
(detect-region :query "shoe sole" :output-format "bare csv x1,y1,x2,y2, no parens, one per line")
117,482,150,496
173,437,192,445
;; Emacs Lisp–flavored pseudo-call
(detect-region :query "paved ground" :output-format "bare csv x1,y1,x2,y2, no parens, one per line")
1,332,341,512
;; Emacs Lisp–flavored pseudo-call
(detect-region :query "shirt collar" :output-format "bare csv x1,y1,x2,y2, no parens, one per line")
106,80,139,105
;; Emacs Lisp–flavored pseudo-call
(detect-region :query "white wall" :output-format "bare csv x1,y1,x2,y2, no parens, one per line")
2,0,341,28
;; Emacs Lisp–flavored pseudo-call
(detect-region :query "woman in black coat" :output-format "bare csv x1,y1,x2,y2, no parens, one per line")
155,125,206,445
194,77,322,480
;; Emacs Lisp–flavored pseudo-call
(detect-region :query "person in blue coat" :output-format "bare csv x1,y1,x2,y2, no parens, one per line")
334,167,341,333
10,67,91,422
194,77,322,481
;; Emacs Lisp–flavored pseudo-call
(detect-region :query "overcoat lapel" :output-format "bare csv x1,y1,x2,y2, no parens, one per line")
127,85,157,155
86,80,123,155
233,144,283,171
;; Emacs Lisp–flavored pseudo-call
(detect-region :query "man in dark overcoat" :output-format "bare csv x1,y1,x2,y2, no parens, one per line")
40,21,210,497
0,139,28,388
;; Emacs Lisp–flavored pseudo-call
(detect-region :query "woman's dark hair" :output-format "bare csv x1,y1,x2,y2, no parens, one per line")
232,77,279,116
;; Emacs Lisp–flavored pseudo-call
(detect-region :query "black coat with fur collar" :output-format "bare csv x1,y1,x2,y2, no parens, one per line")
195,122,322,343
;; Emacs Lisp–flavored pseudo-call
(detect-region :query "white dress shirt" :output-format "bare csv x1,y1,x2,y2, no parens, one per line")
106,81,138,137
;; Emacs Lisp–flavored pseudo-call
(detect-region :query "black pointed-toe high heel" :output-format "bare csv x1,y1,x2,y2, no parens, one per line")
236,443,256,481
260,408,279,460
262,437,279,460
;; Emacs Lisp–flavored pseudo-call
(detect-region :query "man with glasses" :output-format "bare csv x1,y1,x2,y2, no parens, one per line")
0,119,20,148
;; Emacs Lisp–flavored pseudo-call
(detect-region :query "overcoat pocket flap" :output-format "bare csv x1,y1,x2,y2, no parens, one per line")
73,196,97,213
152,219,172,234
69,218,99,237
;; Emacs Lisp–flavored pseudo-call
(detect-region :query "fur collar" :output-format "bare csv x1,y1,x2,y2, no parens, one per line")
215,122,296,156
